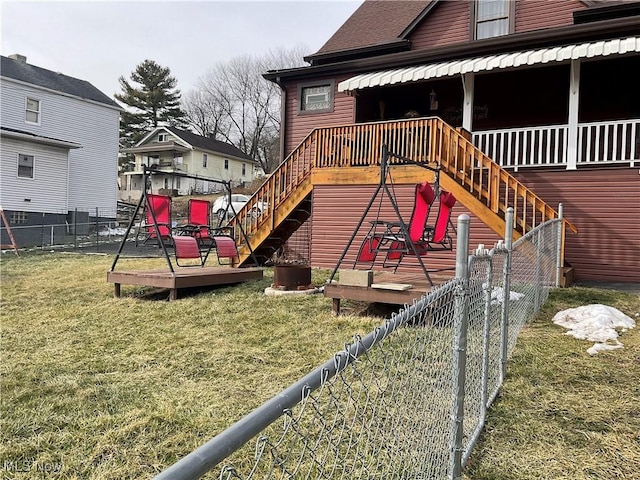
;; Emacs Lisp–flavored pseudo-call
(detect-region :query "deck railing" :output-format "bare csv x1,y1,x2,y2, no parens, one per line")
473,118,639,168
229,117,574,261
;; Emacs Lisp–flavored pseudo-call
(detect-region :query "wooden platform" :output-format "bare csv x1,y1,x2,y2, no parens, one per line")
107,267,263,300
324,271,452,315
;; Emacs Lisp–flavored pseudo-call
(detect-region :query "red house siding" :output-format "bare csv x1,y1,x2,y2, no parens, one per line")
284,75,355,156
515,0,586,33
409,0,586,51
409,1,471,50
310,167,640,283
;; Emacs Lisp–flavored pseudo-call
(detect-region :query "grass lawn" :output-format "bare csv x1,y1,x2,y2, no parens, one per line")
1,252,638,479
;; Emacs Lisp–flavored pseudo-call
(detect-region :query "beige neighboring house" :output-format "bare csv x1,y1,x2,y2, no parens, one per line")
119,126,262,203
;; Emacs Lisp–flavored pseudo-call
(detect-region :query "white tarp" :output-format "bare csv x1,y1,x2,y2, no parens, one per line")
552,304,636,356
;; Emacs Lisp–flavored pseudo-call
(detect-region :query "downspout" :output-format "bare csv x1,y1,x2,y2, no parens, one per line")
272,76,288,165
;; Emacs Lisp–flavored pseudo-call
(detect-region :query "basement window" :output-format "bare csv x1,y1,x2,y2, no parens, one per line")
18,154,34,178
11,211,28,224
298,81,334,114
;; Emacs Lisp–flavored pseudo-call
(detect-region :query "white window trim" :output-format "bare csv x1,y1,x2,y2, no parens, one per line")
158,133,168,142
203,153,208,168
17,153,35,179
25,97,41,125
224,158,229,170
471,0,514,41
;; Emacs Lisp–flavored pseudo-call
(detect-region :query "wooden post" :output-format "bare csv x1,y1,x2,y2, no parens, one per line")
0,207,19,256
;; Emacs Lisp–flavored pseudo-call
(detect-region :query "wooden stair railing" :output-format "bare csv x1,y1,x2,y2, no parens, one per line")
227,117,576,267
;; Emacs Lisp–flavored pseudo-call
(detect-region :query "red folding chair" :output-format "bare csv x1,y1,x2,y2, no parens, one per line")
136,193,172,246
356,181,436,266
186,199,211,241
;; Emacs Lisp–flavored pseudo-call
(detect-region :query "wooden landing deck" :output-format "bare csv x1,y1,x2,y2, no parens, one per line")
324,271,453,315
107,267,263,300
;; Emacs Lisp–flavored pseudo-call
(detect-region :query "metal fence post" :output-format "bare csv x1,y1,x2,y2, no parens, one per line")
534,228,542,311
555,203,564,288
500,207,514,383
95,207,99,252
450,214,470,480
74,208,78,250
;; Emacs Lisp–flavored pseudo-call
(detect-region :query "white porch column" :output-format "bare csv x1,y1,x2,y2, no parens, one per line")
462,73,475,132
567,59,581,170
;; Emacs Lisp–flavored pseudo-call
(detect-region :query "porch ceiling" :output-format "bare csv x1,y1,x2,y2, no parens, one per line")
338,36,639,92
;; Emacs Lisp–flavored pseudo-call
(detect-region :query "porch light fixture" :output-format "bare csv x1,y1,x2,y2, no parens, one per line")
430,89,438,111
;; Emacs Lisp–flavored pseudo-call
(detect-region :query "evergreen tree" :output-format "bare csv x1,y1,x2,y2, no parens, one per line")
115,60,187,148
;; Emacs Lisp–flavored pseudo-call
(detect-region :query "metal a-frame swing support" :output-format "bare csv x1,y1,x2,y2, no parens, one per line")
329,145,441,286
109,165,260,273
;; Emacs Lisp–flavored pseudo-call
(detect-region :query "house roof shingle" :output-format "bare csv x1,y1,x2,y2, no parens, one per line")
1,55,121,109
165,127,256,163
313,1,433,56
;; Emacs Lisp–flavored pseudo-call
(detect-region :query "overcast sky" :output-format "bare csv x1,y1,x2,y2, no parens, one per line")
1,0,362,101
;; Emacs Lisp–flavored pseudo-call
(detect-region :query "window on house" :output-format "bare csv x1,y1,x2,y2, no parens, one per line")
25,97,40,124
17,154,34,178
176,177,181,188
10,211,28,224
474,0,511,40
242,163,246,176
158,133,168,142
298,81,335,113
224,159,229,170
203,153,208,168
148,155,160,166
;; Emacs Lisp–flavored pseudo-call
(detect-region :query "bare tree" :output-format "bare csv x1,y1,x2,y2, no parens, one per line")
183,45,309,174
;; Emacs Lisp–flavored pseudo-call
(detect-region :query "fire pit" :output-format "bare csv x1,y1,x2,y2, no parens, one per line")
273,264,312,290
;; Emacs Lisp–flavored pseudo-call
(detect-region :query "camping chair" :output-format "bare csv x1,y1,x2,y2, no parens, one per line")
424,191,457,250
384,190,457,270
186,198,211,240
172,232,238,267
356,181,436,267
136,193,172,246
173,235,210,267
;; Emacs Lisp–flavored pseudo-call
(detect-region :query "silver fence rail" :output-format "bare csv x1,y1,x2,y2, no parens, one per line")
154,207,561,480
0,207,136,254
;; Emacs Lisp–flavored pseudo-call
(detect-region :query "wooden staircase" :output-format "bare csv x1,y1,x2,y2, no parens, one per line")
228,117,577,267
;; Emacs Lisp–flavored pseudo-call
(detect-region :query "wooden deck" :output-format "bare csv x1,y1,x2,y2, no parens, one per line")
107,267,263,300
324,271,453,315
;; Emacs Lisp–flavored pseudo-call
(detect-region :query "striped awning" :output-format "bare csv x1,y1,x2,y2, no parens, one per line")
338,36,640,93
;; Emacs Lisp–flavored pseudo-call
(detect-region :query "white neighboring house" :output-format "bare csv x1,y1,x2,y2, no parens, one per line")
0,54,121,245
119,126,262,203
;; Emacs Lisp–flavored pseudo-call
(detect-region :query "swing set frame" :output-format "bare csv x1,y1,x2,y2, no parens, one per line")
329,145,453,287
110,165,259,273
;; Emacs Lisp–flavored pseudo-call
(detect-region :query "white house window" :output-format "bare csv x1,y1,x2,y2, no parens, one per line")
17,154,34,178
298,81,334,113
224,159,229,170
203,153,208,168
148,155,160,166
25,97,40,124
242,163,246,176
176,177,181,188
475,0,510,40
158,133,168,142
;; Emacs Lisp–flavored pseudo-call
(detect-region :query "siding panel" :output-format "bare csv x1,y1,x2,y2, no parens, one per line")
515,0,585,33
1,79,119,214
0,138,69,213
410,1,471,50
284,75,355,156
310,167,640,283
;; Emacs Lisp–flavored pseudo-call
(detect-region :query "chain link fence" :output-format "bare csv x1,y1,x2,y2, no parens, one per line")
155,208,563,480
0,205,155,255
